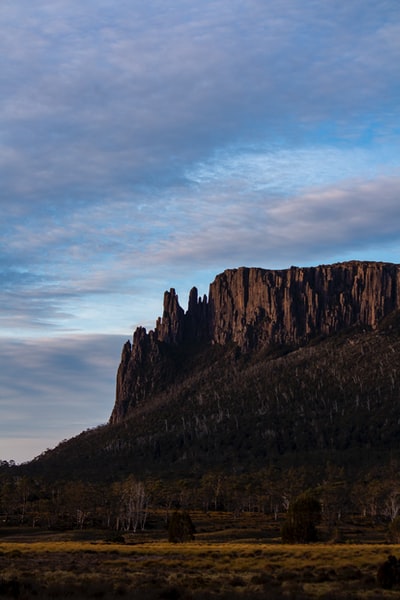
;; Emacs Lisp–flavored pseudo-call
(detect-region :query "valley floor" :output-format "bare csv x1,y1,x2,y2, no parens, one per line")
0,517,399,599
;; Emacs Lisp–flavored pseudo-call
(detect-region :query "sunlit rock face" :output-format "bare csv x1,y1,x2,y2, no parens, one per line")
207,262,400,350
110,261,400,424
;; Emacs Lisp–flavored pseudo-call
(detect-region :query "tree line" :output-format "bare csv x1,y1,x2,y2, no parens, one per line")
1,461,400,536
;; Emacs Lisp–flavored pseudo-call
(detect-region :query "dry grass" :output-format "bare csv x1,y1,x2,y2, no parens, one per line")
1,538,400,598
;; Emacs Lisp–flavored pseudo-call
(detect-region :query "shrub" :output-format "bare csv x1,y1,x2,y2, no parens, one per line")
281,491,321,543
377,554,400,589
0,578,20,598
159,586,182,599
168,511,196,543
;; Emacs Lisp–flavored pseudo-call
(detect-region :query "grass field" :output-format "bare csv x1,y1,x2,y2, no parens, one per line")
1,534,399,599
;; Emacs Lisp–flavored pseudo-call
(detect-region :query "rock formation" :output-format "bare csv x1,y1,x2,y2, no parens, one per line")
207,261,400,349
110,261,400,424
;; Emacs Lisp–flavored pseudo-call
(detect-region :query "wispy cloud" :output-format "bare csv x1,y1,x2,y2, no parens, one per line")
1,1,399,208
140,174,400,270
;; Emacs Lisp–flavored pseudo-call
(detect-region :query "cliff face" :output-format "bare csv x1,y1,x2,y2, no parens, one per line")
208,262,400,349
110,261,400,424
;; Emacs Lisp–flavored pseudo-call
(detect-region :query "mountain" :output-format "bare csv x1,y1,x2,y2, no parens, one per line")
21,261,400,482
111,261,400,423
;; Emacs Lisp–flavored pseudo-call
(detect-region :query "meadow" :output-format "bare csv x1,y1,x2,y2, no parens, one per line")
0,519,399,600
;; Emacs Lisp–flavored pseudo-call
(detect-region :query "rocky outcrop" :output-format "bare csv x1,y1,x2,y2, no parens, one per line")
154,287,209,344
154,289,185,344
111,325,182,424
110,288,209,424
110,261,400,424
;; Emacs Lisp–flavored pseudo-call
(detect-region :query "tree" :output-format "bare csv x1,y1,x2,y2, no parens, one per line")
382,484,400,522
388,516,400,543
168,511,196,543
64,481,97,529
114,476,148,532
281,490,321,543
200,473,225,511
319,465,348,530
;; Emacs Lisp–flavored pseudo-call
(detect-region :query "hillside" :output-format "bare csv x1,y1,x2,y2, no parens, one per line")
20,261,400,484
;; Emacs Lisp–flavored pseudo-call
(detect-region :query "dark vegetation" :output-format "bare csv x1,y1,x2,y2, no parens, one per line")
2,461,400,545
168,511,196,543
377,555,400,589
281,491,321,543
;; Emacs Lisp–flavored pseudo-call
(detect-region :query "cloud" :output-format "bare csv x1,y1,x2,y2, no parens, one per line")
143,173,400,269
0,0,399,462
1,0,399,212
266,176,400,257
0,334,124,463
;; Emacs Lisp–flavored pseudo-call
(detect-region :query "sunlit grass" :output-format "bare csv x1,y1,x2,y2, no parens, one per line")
1,539,399,563
1,539,400,598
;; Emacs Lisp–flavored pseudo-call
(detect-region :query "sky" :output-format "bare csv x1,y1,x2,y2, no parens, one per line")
1,1,400,463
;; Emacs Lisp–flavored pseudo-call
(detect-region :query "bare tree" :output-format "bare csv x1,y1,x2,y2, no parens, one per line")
115,476,149,532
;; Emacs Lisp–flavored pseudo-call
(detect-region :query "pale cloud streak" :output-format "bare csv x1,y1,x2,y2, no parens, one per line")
141,174,400,271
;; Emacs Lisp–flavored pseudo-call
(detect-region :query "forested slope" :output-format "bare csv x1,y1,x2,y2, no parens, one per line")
20,308,400,483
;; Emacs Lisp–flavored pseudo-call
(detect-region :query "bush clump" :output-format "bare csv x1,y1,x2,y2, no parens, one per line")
281,491,321,543
377,554,400,589
168,511,196,543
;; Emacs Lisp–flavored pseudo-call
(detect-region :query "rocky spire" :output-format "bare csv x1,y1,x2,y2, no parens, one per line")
155,288,185,344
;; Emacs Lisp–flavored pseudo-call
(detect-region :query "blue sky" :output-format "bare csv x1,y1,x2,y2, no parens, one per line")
1,0,400,463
